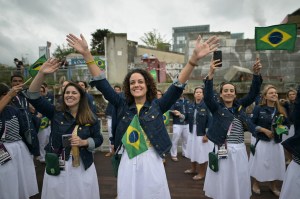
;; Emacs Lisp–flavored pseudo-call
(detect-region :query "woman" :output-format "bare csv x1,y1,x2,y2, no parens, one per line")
249,85,288,197
66,33,219,199
280,85,300,199
0,83,38,199
203,58,263,199
184,86,213,180
26,69,103,199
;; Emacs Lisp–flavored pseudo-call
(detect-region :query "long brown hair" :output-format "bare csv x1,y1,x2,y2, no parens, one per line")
61,82,96,125
260,85,287,117
123,69,157,104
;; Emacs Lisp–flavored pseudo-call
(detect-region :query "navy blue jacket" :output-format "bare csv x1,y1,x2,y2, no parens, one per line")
0,106,25,142
170,97,190,125
90,76,185,158
26,96,103,170
204,74,262,145
11,93,40,156
252,105,289,142
187,101,211,136
282,85,300,160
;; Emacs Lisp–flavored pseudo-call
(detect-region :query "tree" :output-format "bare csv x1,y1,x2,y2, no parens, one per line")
52,44,75,60
91,29,112,55
140,29,170,51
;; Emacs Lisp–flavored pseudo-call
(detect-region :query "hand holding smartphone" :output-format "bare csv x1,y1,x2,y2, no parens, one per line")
213,50,222,67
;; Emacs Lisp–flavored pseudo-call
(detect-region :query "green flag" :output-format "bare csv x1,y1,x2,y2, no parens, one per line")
163,111,170,125
39,117,49,130
121,115,148,159
255,24,297,51
94,57,106,70
29,55,47,77
149,69,157,81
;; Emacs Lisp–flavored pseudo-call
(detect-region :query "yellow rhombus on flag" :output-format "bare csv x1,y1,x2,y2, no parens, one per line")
121,115,148,159
29,55,47,77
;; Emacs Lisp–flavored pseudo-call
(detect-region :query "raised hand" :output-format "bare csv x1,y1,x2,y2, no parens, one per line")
39,58,60,75
191,35,219,62
66,34,89,56
207,58,222,80
253,58,262,75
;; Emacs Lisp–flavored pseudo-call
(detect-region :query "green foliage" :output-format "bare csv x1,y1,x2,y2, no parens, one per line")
52,44,75,60
140,29,170,51
91,29,112,55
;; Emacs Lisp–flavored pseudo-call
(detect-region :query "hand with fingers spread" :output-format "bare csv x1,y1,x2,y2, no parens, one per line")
66,34,90,56
252,58,262,75
189,35,219,64
39,58,61,75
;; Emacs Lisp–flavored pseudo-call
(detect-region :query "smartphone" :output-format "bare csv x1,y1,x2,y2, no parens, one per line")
213,50,222,67
62,134,72,148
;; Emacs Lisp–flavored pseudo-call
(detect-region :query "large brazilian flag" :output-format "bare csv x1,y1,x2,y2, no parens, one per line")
255,24,297,51
121,115,148,159
29,55,47,77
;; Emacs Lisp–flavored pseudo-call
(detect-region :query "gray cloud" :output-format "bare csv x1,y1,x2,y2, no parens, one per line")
0,0,298,66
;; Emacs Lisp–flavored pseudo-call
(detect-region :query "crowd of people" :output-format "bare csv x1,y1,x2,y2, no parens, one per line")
0,33,299,199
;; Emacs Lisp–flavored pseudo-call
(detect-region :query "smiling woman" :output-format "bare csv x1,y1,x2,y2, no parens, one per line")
65,33,219,199
25,59,103,199
203,58,263,199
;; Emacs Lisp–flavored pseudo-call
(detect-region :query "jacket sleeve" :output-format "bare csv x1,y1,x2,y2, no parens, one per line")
293,85,300,135
203,78,219,114
239,74,263,108
87,119,103,151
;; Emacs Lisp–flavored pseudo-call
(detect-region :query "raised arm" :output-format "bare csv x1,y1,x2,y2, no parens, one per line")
203,59,222,113
66,34,102,77
238,58,263,107
178,35,219,84
66,34,219,83
28,58,60,92
0,84,23,113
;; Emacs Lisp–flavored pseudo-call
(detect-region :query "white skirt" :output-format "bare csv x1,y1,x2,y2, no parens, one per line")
204,143,251,199
249,139,285,181
38,126,51,161
186,125,213,164
118,147,171,199
280,160,300,199
41,158,100,199
0,141,38,199
282,124,295,142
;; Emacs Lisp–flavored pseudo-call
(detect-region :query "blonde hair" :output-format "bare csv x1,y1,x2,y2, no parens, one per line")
260,84,287,117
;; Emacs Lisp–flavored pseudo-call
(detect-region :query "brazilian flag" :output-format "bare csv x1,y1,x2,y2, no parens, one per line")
94,57,106,70
255,24,297,51
29,55,47,77
39,117,49,130
121,115,148,159
163,111,170,125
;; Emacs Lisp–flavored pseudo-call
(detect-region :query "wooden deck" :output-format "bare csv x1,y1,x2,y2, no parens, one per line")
31,149,280,199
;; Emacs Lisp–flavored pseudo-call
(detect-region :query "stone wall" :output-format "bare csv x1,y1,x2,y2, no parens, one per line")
185,32,300,93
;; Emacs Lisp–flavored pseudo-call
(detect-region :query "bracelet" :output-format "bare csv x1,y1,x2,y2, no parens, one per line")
188,60,198,67
86,60,95,65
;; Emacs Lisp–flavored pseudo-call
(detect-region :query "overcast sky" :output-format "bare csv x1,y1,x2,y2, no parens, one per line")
0,0,298,66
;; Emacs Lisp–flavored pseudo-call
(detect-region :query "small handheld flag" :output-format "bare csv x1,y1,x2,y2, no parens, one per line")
163,111,170,125
121,115,148,159
29,55,47,77
255,24,297,51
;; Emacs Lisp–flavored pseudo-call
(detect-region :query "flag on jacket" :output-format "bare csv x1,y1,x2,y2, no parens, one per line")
121,115,148,159
29,55,47,77
255,24,297,51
